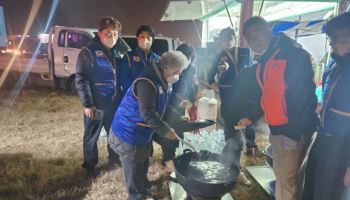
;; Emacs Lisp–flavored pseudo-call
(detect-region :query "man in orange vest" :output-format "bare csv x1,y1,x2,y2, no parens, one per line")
238,16,318,200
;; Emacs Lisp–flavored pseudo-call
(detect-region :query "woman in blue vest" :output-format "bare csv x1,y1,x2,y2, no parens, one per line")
108,50,188,200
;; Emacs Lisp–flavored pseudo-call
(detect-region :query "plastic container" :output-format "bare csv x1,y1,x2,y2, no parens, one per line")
197,89,218,132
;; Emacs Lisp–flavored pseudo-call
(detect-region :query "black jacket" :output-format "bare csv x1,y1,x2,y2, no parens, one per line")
208,47,251,120
247,33,318,141
168,64,197,115
224,64,263,133
75,36,122,108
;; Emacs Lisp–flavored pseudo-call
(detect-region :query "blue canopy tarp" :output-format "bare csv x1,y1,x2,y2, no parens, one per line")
271,20,327,37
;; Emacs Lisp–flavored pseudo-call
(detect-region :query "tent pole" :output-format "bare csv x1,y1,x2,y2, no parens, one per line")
337,0,350,13
223,0,234,28
239,0,254,48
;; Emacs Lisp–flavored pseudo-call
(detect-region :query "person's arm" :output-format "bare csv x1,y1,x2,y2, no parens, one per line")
187,68,197,104
285,49,318,140
174,67,196,105
208,54,221,85
237,99,263,127
164,104,189,127
240,65,264,124
75,48,94,108
238,47,252,69
135,80,172,137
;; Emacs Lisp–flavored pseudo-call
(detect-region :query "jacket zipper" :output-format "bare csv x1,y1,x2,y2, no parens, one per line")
102,52,118,100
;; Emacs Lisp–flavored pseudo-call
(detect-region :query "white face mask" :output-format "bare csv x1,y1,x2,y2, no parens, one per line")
101,37,117,49
99,30,118,49
167,74,179,84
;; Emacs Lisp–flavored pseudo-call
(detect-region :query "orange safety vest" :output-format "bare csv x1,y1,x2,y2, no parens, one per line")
256,49,289,126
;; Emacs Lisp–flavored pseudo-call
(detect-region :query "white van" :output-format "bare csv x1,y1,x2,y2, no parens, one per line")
0,26,182,93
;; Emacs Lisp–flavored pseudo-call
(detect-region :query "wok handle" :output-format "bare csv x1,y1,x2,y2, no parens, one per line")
175,131,197,152
183,149,193,154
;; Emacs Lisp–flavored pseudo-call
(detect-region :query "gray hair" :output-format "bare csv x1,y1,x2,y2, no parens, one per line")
159,50,189,70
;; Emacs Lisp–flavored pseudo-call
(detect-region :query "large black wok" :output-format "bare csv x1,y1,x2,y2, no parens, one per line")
173,150,239,199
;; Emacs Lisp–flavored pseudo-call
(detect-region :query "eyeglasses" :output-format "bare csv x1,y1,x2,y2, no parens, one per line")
102,31,119,38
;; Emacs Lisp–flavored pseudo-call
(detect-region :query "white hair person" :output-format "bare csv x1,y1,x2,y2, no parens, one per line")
159,50,189,84
160,50,189,70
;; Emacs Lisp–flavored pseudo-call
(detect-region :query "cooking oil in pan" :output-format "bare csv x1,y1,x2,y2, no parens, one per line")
189,160,230,184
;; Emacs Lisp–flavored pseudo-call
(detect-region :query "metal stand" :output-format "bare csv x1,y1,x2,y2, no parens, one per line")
246,166,276,197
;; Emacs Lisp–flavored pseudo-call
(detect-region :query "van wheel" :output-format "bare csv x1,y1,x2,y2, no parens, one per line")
65,77,77,95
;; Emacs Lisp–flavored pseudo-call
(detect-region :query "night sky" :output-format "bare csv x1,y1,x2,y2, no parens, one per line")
0,0,202,44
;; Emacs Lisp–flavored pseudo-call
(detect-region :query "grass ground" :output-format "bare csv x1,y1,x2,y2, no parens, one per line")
0,88,273,200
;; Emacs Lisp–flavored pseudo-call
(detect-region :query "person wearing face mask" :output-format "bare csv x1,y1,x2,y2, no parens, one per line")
238,16,318,200
119,25,160,92
302,12,350,200
207,27,255,155
170,43,198,117
75,17,124,178
108,51,188,200
152,43,198,172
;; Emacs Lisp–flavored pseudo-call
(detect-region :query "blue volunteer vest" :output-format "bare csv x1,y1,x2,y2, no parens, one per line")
86,46,117,98
111,71,171,145
320,61,350,136
125,47,160,80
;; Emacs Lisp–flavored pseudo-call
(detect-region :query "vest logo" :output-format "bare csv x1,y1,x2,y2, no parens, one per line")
159,86,164,94
133,56,141,62
95,50,104,57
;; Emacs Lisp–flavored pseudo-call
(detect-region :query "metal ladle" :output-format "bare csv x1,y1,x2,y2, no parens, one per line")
174,132,197,152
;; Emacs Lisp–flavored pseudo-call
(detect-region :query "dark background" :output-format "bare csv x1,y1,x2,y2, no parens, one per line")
0,0,202,44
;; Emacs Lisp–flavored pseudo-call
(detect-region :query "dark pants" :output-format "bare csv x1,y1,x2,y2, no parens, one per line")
244,126,257,149
82,98,120,169
222,129,244,170
302,133,350,200
108,132,152,200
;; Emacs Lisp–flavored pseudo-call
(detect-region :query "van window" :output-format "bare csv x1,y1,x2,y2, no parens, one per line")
121,37,169,56
66,32,90,49
58,30,66,47
152,39,169,55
